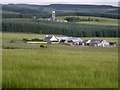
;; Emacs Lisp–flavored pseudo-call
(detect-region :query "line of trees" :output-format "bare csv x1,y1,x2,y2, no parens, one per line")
3,11,119,19
2,19,119,37
2,13,51,19
65,17,100,22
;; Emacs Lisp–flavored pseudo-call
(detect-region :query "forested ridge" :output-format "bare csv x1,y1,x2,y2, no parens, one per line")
2,4,119,19
2,19,119,37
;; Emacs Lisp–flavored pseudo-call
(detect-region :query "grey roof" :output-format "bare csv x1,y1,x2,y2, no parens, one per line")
90,40,103,44
60,37,82,42
44,37,52,41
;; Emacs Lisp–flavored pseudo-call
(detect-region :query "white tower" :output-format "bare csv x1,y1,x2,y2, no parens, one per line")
52,11,55,21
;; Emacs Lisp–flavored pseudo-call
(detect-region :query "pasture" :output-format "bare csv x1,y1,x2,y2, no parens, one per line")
57,16,119,26
2,33,118,88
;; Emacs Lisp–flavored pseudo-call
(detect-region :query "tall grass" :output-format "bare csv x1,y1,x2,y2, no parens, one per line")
2,33,118,88
2,47,118,88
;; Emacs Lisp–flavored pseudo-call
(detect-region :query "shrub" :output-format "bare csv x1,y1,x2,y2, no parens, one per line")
23,38,29,42
32,38,43,42
40,45,47,48
40,45,44,48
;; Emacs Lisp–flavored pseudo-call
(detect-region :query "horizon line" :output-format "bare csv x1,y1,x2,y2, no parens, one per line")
1,2,119,7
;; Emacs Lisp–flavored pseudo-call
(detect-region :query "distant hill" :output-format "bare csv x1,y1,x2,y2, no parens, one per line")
2,4,119,19
45,4,117,9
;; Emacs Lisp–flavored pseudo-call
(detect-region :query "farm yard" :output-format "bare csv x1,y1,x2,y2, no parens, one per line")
2,32,118,88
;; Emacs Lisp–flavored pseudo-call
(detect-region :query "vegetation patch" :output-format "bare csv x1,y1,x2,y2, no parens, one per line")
23,38,44,42
40,45,47,48
2,18,119,37
64,17,100,22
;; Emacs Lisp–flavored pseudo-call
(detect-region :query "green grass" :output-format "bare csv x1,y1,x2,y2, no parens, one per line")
2,33,118,88
56,16,119,26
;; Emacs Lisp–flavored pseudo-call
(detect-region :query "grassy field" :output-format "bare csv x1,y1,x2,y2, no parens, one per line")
2,33,118,88
57,16,119,26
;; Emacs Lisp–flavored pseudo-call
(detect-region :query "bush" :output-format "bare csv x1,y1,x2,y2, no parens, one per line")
40,45,47,48
32,38,43,42
40,45,44,48
23,38,29,42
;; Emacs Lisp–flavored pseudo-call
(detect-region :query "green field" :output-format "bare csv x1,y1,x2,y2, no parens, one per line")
57,16,119,26
2,33,118,88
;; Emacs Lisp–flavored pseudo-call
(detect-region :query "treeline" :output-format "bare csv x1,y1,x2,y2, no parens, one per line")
2,19,119,37
65,17,100,22
2,12,51,18
3,11,119,19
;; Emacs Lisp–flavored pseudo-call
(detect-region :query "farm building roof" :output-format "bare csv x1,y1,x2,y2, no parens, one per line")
90,40,103,44
58,37,82,42
44,37,52,41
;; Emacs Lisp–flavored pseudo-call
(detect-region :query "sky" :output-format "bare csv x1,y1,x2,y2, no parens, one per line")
1,0,119,6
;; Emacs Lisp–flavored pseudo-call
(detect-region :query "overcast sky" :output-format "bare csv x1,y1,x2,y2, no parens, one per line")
1,0,119,6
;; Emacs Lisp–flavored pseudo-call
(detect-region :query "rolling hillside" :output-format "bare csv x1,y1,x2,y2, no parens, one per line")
2,4,119,19
2,4,119,37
